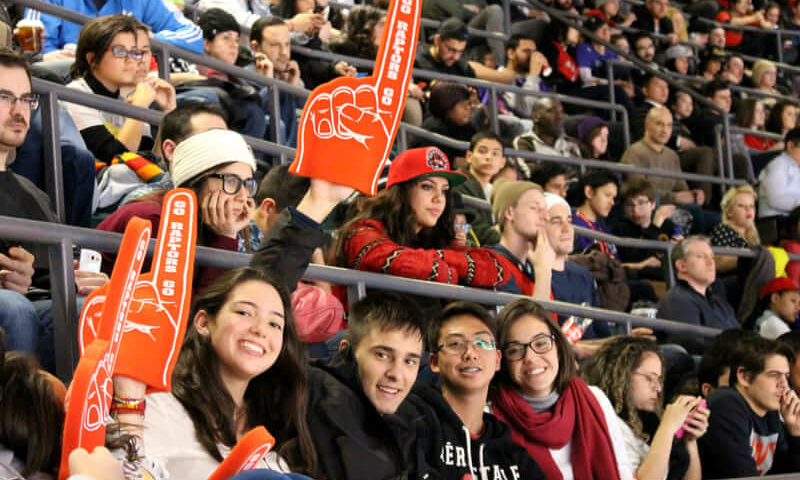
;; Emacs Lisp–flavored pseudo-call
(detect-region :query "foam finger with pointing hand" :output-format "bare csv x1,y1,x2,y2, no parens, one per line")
291,0,421,195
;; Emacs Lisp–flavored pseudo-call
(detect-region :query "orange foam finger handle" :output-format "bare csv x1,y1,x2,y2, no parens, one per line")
207,427,276,480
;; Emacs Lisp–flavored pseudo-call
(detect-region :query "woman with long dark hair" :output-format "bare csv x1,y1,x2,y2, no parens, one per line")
336,146,511,288
582,337,709,480
111,267,317,478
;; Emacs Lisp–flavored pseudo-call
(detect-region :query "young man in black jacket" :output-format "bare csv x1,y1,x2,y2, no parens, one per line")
407,302,546,480
699,336,800,478
305,292,431,480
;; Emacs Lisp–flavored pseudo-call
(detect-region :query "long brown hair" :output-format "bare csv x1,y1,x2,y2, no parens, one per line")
581,337,664,441
335,179,456,266
171,267,317,474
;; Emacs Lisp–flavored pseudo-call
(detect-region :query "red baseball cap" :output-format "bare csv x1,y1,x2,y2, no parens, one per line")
386,147,467,189
760,277,800,299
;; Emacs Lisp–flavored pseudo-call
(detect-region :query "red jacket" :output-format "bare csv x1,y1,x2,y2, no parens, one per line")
341,219,512,287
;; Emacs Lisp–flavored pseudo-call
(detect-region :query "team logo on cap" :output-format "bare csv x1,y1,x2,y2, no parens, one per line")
426,148,448,170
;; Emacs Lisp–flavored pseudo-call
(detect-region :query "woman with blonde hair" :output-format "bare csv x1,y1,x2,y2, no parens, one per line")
710,185,760,273
581,337,709,480
751,60,785,107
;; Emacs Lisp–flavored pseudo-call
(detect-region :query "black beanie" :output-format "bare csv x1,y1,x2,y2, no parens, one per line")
198,8,241,40
428,82,471,119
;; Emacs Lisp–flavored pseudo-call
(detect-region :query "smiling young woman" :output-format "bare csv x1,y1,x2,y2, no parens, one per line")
490,299,635,480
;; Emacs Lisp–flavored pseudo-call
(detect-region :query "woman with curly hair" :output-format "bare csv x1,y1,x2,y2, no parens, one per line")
330,5,385,63
581,337,709,480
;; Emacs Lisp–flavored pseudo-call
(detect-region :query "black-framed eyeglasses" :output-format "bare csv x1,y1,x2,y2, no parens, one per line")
0,91,38,111
504,334,555,362
436,334,496,355
107,45,145,61
206,173,257,197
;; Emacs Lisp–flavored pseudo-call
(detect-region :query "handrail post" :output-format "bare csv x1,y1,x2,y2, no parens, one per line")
776,30,784,64
50,237,78,381
666,243,676,288
502,0,512,38
347,281,367,309
397,124,409,152
268,84,284,163
721,114,734,181
489,86,500,135
156,44,170,81
40,91,65,223
607,63,617,122
620,106,631,148
713,123,726,180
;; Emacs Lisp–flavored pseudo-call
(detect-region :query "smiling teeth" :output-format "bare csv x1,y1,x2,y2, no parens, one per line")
378,386,399,394
461,367,480,373
527,367,546,375
240,340,264,354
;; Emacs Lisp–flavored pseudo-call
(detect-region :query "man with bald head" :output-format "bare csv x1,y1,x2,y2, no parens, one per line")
512,97,581,161
621,107,705,207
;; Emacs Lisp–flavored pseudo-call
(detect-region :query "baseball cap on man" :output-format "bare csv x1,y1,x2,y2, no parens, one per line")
437,18,468,41
760,277,800,299
386,147,467,189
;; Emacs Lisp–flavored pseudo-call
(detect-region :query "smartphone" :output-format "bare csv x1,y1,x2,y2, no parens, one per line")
675,400,706,438
79,248,102,274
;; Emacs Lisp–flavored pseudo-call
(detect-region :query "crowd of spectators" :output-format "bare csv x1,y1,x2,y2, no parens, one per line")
3,0,800,478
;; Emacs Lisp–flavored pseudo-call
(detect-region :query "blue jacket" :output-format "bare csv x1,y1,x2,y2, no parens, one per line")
26,0,203,53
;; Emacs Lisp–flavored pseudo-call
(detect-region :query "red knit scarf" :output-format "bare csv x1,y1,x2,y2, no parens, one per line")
492,378,621,480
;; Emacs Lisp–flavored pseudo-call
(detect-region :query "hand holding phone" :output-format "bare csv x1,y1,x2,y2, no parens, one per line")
675,399,707,439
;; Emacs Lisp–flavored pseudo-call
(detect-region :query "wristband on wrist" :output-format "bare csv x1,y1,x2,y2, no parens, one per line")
111,396,146,416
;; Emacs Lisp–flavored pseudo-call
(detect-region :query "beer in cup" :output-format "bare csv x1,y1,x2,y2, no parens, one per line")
16,19,43,53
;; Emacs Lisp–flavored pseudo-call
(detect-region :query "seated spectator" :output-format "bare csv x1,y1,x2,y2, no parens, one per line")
117,102,228,208
716,0,774,56
669,89,695,139
751,278,800,339
631,0,679,46
711,185,759,273
575,17,634,114
530,162,569,197
630,33,659,85
657,236,739,354
765,100,798,147
490,299,635,480
737,99,773,151
452,131,506,246
783,0,800,64
719,54,745,88
513,97,582,161
335,146,511,289
542,192,619,356
0,47,105,372
0,337,65,479
697,47,726,81
64,15,175,164
582,337,709,480
758,127,800,218
491,180,554,301
98,129,257,292
586,0,636,27
414,18,513,84
573,169,619,256
421,0,505,66
109,267,317,478
664,44,693,75
750,60,786,108
419,82,479,164
405,302,547,479
192,8,268,140
615,179,677,280
306,292,428,480
577,115,610,160
25,0,203,60
779,330,800,392
499,33,550,119
275,0,343,48
698,336,800,478
249,16,305,146
623,107,706,208
697,329,759,397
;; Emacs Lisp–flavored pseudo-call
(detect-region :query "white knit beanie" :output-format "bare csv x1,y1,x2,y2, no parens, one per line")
544,192,570,212
170,129,257,188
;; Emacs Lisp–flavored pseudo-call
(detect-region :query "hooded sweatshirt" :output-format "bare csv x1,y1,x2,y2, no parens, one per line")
307,348,432,480
407,383,546,480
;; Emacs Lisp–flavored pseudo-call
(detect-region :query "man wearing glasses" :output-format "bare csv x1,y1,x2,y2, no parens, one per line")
404,302,546,479
699,336,800,478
